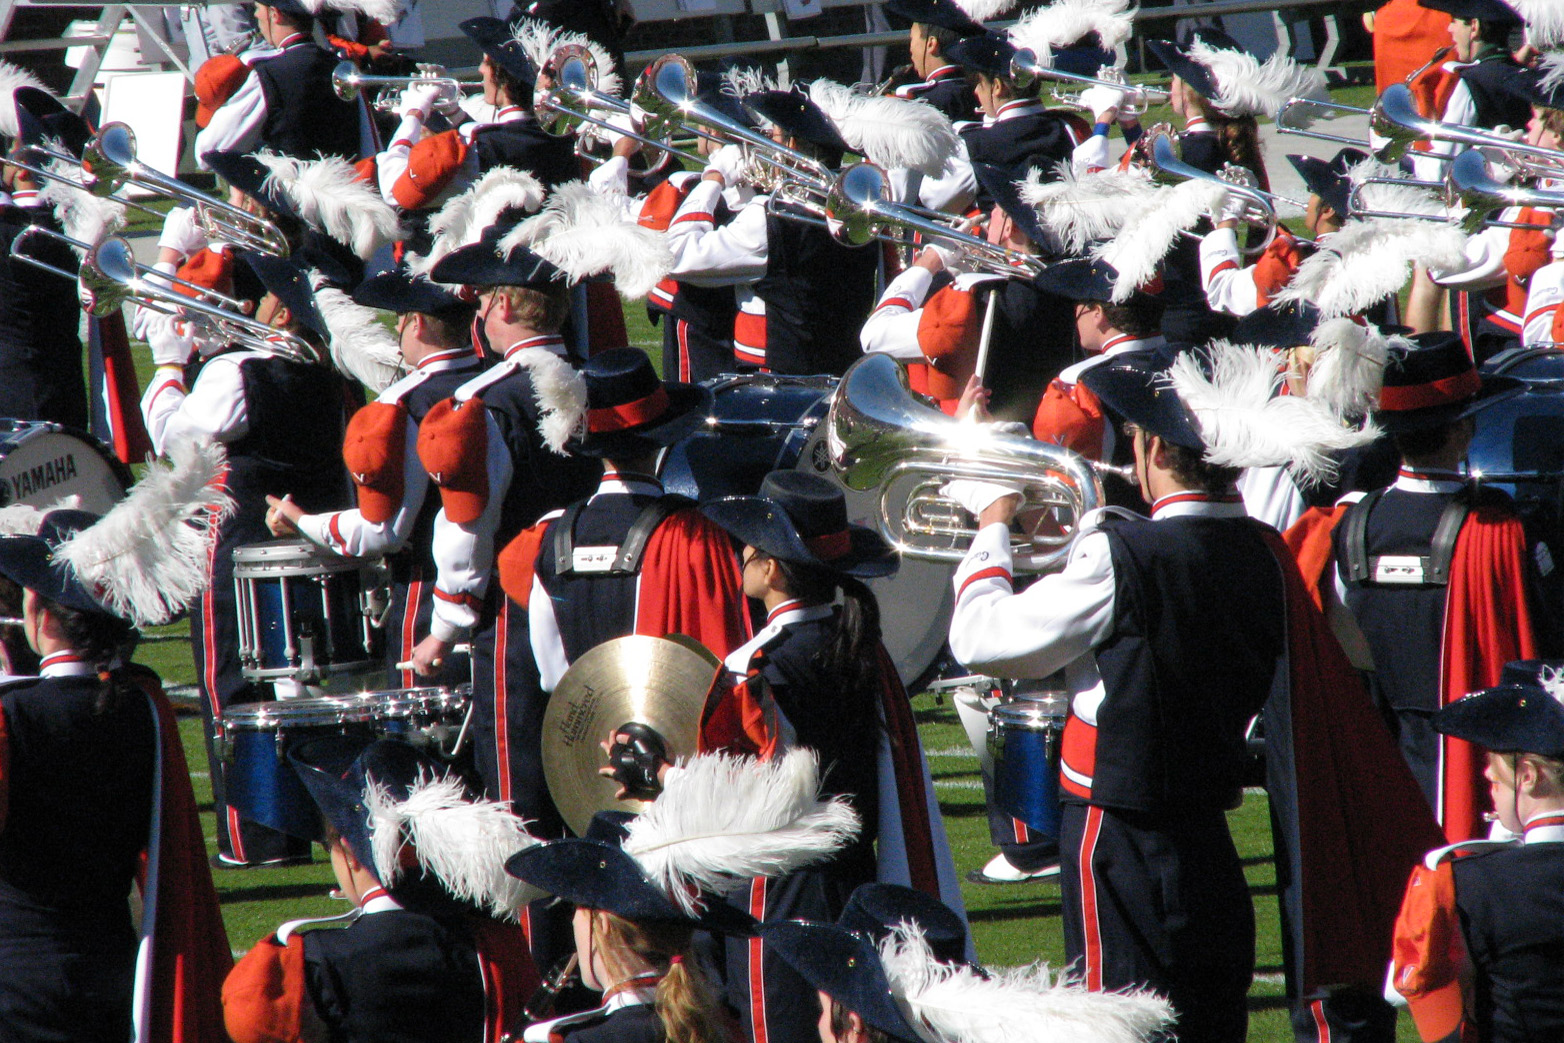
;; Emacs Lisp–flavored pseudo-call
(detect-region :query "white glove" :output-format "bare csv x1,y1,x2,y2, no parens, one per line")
705,143,748,184
417,65,463,114
1077,83,1128,123
1548,227,1564,261
145,312,195,368
156,206,207,260
1216,187,1250,225
922,241,968,274
396,82,442,120
940,478,1024,518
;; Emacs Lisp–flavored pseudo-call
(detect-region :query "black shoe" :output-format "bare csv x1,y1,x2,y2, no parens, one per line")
210,852,313,871
966,853,1061,884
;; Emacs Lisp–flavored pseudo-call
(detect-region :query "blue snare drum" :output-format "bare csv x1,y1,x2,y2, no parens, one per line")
234,539,386,684
220,687,472,838
988,694,1068,838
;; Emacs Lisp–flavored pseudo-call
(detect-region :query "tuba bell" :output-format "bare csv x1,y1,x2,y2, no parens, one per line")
828,354,1125,573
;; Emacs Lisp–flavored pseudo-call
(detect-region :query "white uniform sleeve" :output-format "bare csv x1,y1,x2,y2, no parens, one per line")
1427,220,1509,289
140,354,250,455
1071,128,1112,177
663,180,769,286
1523,258,1564,347
588,154,631,196
427,410,512,641
948,518,1116,678
528,571,571,692
860,266,935,360
916,149,978,215
1411,76,1476,183
195,73,269,168
1199,226,1261,317
294,423,426,556
375,113,427,204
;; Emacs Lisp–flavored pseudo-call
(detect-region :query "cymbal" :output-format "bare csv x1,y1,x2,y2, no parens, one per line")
542,634,721,837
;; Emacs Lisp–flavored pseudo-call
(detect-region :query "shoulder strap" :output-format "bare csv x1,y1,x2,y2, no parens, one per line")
550,501,589,576
614,495,695,574
1342,486,1388,583
1426,485,1476,585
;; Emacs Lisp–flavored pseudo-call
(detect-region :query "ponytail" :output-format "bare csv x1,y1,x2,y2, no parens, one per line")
769,560,884,746
593,912,733,1043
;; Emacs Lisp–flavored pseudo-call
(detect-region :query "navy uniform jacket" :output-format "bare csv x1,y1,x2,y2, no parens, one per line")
252,40,360,160
894,66,977,123
0,203,88,429
756,209,880,376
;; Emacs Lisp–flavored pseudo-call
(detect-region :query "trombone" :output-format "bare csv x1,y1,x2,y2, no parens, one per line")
1142,128,1309,253
1010,47,1168,118
1372,82,1564,173
825,162,1046,276
1445,149,1564,232
331,60,471,110
534,44,704,167
1275,96,1374,146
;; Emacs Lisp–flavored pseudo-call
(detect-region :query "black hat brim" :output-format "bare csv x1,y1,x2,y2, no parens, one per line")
702,496,899,578
944,31,1015,79
460,17,537,84
882,0,985,35
1078,351,1205,451
1031,257,1119,303
575,384,713,457
970,161,1049,248
0,534,110,618
353,270,474,320
1145,39,1218,103
1417,0,1520,22
745,92,852,158
14,87,92,158
1433,684,1564,757
1229,300,1322,349
237,250,328,338
429,238,566,289
204,150,294,220
1373,374,1526,433
504,839,760,935
759,921,926,1043
1286,154,1354,218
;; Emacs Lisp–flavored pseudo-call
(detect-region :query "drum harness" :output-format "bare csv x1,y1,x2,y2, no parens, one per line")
1340,485,1477,587
550,494,696,576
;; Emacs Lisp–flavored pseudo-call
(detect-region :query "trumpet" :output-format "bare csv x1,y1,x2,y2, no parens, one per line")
80,122,291,257
1142,128,1299,253
830,353,1124,573
331,60,471,110
825,162,1046,275
534,44,703,166
81,235,317,364
1010,48,1168,118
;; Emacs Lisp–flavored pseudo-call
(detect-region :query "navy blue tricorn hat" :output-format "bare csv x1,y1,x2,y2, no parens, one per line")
236,249,328,338
14,86,93,158
504,811,760,935
883,0,986,35
1373,331,1523,433
0,509,112,619
945,30,1017,80
838,882,972,966
703,470,898,579
353,270,476,322
1144,28,1245,105
574,347,711,457
745,89,853,158
1434,660,1564,758
1078,346,1205,451
759,921,928,1043
1287,147,1368,219
429,223,567,290
461,16,538,86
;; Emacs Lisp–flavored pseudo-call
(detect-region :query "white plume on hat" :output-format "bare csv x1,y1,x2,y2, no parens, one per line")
0,496,83,538
309,276,406,392
1540,664,1564,705
499,181,673,300
1520,4,1564,51
54,437,234,627
1092,178,1224,301
0,59,48,140
1305,318,1399,423
808,80,958,178
1537,48,1564,92
408,165,546,278
952,0,1021,21
510,18,623,97
623,749,860,917
1009,0,1137,58
365,771,545,920
38,155,127,252
723,65,778,99
1021,163,1158,253
300,0,410,22
1184,40,1328,118
1272,217,1467,319
877,924,1175,1043
1166,341,1380,486
255,151,401,259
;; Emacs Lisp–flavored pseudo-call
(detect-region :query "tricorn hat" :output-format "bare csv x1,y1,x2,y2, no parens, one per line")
703,470,899,578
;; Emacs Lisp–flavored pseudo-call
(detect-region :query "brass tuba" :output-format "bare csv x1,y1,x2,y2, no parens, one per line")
829,354,1126,573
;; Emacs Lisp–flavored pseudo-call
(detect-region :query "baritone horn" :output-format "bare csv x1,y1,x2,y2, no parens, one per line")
1445,149,1564,231
1372,82,1564,174
829,354,1129,573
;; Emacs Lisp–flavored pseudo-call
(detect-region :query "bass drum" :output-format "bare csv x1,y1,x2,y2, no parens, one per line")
658,374,955,687
0,419,129,513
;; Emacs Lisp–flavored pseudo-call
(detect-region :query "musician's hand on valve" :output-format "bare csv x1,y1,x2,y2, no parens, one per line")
156,206,207,261
146,312,195,369
919,241,968,274
409,634,452,677
1077,83,1126,124
1214,187,1249,229
264,494,302,537
941,478,1024,527
397,82,442,120
599,723,671,800
705,143,747,185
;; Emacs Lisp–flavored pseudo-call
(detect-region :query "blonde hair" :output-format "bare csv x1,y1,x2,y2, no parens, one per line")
593,911,734,1043
488,283,569,334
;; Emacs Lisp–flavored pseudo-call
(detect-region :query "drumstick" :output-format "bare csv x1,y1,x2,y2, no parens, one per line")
395,642,472,672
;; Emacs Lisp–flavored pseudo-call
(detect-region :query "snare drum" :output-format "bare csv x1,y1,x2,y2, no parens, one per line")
220,686,472,839
234,539,387,683
988,695,1068,839
0,419,129,513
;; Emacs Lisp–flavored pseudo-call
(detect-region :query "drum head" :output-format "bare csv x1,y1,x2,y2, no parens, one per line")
223,695,380,731
0,421,128,514
233,538,375,575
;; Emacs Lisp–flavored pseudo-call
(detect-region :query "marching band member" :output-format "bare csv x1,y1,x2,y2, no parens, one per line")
1391,661,1564,1043
884,0,990,122
663,88,879,376
223,736,542,1043
265,271,484,689
143,250,350,869
195,0,363,165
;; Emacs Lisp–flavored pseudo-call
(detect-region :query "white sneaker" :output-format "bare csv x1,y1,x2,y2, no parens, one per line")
966,852,1061,884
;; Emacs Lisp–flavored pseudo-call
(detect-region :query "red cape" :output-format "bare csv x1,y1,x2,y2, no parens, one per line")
874,644,940,898
88,313,152,464
635,507,751,658
1259,529,1444,994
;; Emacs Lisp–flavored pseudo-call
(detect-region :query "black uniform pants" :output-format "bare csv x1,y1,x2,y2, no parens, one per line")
1059,803,1253,1043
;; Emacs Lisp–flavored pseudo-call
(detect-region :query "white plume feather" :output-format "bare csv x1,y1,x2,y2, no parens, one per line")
1009,0,1136,55
300,0,409,21
952,0,1020,21
255,151,400,259
807,80,958,177
1305,317,1396,423
509,346,588,453
0,59,48,140
1348,158,1447,219
1167,342,1380,486
499,181,673,299
310,278,406,392
1021,164,1157,253
408,166,546,278
1185,40,1328,118
723,66,777,99
38,154,126,250
1540,664,1564,705
1092,179,1225,301
55,438,234,627
0,496,83,537
507,19,622,95
879,924,1175,1043
1521,4,1564,50
1273,218,1468,318
623,749,861,917
1539,48,1564,92
510,17,558,70
364,772,545,919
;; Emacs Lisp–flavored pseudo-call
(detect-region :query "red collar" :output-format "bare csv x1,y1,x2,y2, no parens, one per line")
1398,466,1463,482
40,652,87,668
276,32,308,49
504,334,566,359
926,64,961,82
416,348,472,369
1150,490,1243,517
1525,813,1564,833
765,599,806,624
